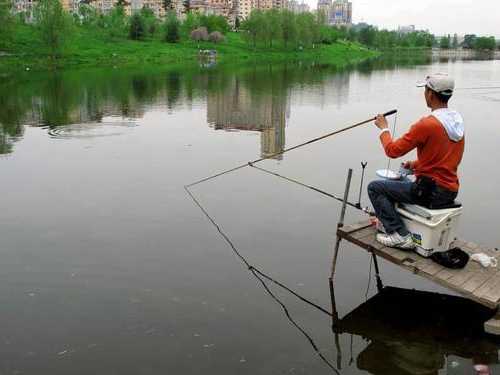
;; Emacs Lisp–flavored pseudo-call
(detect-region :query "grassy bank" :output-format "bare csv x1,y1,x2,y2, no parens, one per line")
0,25,378,74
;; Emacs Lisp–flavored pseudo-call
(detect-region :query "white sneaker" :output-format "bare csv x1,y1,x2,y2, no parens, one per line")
369,217,387,233
376,232,415,250
376,220,387,234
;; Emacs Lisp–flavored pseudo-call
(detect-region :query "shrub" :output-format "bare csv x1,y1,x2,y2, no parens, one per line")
0,0,14,49
129,13,145,40
34,0,73,60
190,27,208,42
208,31,225,43
140,7,158,36
164,12,180,43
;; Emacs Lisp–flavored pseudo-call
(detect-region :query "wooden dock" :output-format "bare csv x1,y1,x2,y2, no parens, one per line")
336,221,500,335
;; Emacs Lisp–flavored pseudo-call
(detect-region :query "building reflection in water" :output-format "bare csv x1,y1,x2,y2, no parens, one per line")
207,76,289,160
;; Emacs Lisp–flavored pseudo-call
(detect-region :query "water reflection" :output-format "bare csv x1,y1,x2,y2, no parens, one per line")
0,53,450,156
333,286,500,374
207,70,289,160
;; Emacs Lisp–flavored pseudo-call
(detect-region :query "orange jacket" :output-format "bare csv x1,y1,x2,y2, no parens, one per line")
380,115,464,192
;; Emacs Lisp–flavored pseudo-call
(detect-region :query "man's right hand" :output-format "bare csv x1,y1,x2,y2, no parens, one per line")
403,161,415,170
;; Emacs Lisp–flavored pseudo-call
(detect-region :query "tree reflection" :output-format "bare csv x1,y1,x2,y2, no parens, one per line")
0,54,447,155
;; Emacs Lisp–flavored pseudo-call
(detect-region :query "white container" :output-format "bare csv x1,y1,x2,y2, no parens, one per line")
396,204,463,257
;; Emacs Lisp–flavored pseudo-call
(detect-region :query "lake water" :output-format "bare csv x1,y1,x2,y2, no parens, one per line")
1,55,499,374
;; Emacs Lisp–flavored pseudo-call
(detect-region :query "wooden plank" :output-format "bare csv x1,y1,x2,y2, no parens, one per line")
473,272,500,304
484,313,500,335
447,261,482,287
418,261,444,276
481,275,500,304
434,268,458,282
462,270,493,293
342,221,372,234
350,227,377,240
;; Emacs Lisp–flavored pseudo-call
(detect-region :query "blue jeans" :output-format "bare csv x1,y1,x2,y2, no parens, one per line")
367,180,414,236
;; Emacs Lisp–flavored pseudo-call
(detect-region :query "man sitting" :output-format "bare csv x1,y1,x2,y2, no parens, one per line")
368,73,465,249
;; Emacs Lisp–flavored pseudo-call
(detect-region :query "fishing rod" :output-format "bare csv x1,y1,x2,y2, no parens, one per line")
186,109,398,188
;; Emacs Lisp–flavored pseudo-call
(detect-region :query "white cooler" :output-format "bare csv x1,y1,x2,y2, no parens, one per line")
396,203,463,257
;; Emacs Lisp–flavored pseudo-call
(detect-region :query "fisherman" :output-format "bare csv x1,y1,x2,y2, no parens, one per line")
368,73,465,249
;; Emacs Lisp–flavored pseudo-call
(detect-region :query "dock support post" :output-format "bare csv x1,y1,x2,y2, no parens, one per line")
484,308,500,335
371,252,384,292
329,168,353,323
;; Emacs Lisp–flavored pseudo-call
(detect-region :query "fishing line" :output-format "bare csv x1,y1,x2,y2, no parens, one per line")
384,111,398,174
249,164,372,214
251,269,340,374
184,186,331,316
185,185,340,373
187,110,397,188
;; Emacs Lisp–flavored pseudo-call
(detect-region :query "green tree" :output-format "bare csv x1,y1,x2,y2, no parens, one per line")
0,0,14,49
78,3,99,27
358,25,376,47
181,12,200,37
140,7,158,35
439,34,451,49
35,0,73,62
265,9,281,48
296,12,314,47
241,10,263,48
164,11,180,43
452,33,458,49
106,4,127,38
280,10,297,48
475,36,496,50
463,34,476,49
129,13,145,40
198,14,229,33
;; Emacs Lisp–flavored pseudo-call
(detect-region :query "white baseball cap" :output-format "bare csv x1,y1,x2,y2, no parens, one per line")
417,73,455,96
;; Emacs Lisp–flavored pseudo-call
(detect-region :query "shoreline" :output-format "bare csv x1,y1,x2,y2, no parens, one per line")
0,31,378,75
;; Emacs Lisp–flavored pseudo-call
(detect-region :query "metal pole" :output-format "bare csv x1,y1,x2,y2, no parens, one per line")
329,168,353,323
337,168,353,230
356,161,367,209
371,253,384,292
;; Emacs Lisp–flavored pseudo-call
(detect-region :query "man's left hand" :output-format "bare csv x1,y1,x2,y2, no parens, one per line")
374,114,388,130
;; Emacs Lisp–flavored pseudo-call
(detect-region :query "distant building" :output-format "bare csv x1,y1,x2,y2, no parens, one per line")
288,0,309,13
237,0,288,21
13,0,37,15
316,0,330,15
398,25,416,34
13,0,167,17
317,0,351,26
187,0,238,25
330,0,351,25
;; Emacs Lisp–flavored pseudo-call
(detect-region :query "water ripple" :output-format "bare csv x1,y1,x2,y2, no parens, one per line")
47,122,137,140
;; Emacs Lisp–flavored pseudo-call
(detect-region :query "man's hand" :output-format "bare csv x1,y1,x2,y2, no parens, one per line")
374,114,389,130
403,161,415,170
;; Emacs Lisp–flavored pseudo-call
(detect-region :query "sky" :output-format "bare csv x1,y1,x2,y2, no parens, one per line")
309,0,500,37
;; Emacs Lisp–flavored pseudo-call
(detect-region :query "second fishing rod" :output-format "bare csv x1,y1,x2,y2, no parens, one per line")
186,109,398,188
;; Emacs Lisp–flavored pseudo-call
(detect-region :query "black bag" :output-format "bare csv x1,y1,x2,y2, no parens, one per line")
430,248,470,269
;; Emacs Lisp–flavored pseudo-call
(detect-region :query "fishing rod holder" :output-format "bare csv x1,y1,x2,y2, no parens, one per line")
356,161,368,209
